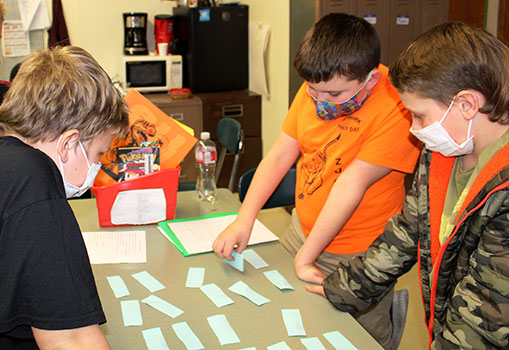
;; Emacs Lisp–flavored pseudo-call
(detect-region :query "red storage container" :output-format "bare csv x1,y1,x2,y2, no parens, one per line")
91,167,180,227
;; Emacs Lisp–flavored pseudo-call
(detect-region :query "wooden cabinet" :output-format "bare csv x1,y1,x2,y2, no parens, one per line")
196,90,262,190
146,90,262,191
144,94,203,184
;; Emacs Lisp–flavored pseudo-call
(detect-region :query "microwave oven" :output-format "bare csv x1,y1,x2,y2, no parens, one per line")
120,55,183,93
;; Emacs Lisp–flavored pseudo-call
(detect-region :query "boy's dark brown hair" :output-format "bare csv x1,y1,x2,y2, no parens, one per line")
294,12,380,83
390,21,509,124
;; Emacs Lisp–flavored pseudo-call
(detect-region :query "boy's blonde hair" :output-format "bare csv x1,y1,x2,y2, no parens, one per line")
390,22,509,124
0,46,129,142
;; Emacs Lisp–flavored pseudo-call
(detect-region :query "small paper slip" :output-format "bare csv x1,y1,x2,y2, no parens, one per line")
106,275,130,298
200,283,234,307
157,212,278,256
301,337,326,350
172,322,204,350
82,231,146,264
132,271,165,293
207,314,240,345
141,295,183,318
323,331,358,350
228,281,270,306
282,309,306,336
120,300,143,326
142,327,169,350
263,270,294,290
185,267,205,288
226,251,244,272
267,341,291,350
243,249,269,269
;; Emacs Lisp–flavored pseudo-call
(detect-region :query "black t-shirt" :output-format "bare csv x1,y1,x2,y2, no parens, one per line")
0,136,106,349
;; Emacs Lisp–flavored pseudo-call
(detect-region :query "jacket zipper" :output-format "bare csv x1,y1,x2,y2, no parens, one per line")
422,182,509,349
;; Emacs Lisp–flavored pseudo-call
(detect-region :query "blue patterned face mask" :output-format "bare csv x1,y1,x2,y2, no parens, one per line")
308,71,373,121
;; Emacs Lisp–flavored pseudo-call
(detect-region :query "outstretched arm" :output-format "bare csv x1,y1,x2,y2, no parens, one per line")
213,131,300,260
294,158,392,284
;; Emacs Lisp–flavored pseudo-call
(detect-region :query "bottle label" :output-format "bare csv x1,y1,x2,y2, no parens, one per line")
195,148,216,164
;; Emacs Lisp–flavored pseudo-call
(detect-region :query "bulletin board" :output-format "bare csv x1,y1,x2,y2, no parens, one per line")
0,0,46,81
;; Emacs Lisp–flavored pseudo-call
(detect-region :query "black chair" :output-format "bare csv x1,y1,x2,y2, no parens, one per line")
178,118,243,192
215,118,244,191
238,165,296,209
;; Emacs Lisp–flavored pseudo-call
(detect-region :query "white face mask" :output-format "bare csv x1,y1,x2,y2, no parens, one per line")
410,97,474,157
57,137,102,198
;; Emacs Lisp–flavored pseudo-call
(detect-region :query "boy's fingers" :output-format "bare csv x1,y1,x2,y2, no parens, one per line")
305,284,325,297
212,239,226,258
223,242,236,261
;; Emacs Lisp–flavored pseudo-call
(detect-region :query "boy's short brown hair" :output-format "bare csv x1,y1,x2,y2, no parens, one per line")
390,22,509,124
294,12,380,83
0,46,129,142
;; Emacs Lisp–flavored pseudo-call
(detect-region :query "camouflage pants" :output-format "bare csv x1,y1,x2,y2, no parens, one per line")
280,209,395,350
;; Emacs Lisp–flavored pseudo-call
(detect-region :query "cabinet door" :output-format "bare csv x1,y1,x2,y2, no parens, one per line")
145,94,203,183
196,90,261,138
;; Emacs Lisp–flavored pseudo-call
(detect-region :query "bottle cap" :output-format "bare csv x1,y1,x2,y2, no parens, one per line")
200,131,210,140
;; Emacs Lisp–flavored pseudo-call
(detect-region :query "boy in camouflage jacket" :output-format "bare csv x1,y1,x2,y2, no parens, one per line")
306,22,509,349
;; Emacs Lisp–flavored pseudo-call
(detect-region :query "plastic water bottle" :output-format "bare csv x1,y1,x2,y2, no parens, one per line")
195,131,217,202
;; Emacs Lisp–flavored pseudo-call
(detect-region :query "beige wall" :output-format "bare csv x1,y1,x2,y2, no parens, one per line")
242,0,290,154
58,0,290,155
59,0,176,82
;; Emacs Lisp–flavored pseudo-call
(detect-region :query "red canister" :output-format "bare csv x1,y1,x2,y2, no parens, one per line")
154,15,174,55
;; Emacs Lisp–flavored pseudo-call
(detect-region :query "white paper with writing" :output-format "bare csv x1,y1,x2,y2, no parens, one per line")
82,231,146,264
111,188,166,225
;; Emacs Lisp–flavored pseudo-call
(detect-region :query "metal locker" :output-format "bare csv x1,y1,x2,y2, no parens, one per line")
387,0,419,63
316,0,358,19
357,0,390,65
419,0,450,32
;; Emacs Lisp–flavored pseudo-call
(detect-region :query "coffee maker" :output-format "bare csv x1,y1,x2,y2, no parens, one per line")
123,12,148,55
154,15,174,55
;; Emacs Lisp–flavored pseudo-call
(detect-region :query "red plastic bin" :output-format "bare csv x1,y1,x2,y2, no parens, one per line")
91,167,180,227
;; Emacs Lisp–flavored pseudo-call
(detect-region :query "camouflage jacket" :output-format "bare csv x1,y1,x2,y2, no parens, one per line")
323,146,509,350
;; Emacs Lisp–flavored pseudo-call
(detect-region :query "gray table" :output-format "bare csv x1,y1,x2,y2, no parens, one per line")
69,189,382,350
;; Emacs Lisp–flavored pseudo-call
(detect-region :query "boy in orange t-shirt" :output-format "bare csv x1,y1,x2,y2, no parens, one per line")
213,13,420,349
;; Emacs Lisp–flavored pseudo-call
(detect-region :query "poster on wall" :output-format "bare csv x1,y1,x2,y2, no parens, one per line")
1,20,30,57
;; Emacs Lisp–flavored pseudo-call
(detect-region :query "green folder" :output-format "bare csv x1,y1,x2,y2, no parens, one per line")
157,212,239,256
157,211,278,257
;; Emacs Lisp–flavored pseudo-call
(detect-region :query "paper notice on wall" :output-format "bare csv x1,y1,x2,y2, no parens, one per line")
249,22,271,99
111,188,166,225
2,20,30,57
17,0,50,31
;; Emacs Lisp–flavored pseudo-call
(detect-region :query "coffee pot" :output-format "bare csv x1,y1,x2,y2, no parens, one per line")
123,12,148,55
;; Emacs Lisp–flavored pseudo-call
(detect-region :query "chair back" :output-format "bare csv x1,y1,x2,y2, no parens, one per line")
238,166,296,209
215,118,244,191
217,118,243,154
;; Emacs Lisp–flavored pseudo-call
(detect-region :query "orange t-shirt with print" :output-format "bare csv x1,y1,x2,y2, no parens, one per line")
282,64,421,254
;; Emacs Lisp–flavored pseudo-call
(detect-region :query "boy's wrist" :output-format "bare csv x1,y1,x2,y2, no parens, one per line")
295,245,317,268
